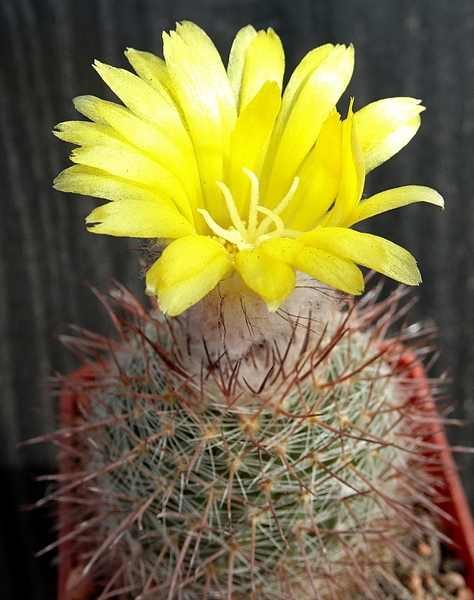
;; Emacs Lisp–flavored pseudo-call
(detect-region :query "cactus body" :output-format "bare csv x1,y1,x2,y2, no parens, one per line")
46,281,440,600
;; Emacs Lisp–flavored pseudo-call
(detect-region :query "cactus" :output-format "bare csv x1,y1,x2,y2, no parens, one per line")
42,21,449,600
39,279,445,600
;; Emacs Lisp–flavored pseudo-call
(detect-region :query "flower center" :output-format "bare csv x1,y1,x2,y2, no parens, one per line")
197,169,302,251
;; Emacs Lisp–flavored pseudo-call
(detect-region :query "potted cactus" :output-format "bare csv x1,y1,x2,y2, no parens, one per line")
38,21,474,600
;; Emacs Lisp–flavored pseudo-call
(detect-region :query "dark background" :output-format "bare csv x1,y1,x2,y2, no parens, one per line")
1,1,474,598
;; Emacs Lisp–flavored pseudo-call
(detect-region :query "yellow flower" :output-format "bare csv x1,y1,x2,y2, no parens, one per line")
54,22,443,316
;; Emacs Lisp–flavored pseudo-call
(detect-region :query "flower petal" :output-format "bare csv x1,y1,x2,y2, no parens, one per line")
227,25,258,104
238,29,285,112
262,44,354,208
90,99,186,167
93,62,189,151
53,164,175,209
354,98,424,173
275,44,335,130
69,145,194,223
292,246,364,295
163,22,236,215
125,48,173,95
235,247,296,311
322,104,365,228
227,81,281,216
55,111,197,198
147,236,233,316
343,185,445,227
91,97,201,212
281,110,343,229
259,238,304,263
54,120,126,149
73,95,109,125
299,227,421,286
86,200,195,238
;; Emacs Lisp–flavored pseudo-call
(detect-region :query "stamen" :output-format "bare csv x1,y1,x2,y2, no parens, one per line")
215,181,247,240
256,177,300,238
254,207,286,244
274,176,300,217
197,209,245,247
242,168,260,238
